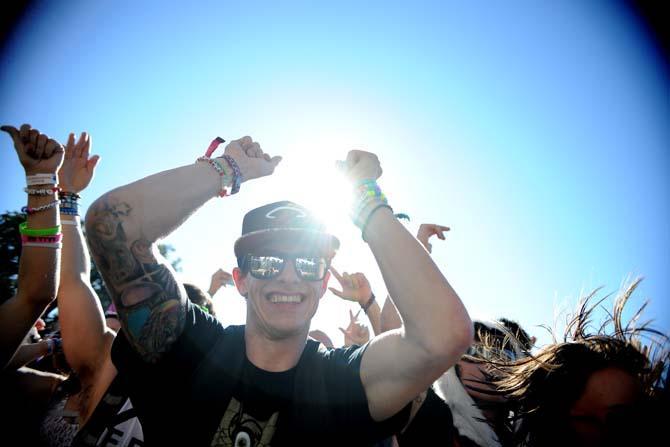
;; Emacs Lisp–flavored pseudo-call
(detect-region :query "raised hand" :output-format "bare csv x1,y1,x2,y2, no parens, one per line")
58,132,100,194
416,223,450,253
328,266,373,306
337,150,382,184
223,136,282,182
208,268,233,296
339,309,370,347
1,124,64,175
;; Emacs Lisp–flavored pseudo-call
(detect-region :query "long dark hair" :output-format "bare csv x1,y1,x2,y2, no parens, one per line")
493,278,668,446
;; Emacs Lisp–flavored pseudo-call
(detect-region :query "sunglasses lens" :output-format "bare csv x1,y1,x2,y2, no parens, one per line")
248,256,284,279
295,257,327,281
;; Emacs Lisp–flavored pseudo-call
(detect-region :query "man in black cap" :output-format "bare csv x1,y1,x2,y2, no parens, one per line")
84,136,473,446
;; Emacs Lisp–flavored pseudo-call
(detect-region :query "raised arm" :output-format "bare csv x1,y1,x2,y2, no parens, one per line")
55,132,116,379
0,124,64,369
340,151,473,421
85,136,280,362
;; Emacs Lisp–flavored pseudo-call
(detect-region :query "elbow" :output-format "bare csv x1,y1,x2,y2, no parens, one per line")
416,309,474,368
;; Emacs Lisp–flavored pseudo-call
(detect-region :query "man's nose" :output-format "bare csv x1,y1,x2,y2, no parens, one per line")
276,258,300,283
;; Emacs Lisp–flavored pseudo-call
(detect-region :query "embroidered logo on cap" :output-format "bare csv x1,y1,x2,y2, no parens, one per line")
265,206,307,220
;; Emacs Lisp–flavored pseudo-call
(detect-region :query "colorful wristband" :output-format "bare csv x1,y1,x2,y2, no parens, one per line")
19,222,61,236
22,241,62,249
22,234,63,244
24,186,61,196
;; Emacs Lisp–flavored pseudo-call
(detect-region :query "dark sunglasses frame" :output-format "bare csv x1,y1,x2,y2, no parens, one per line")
241,254,330,281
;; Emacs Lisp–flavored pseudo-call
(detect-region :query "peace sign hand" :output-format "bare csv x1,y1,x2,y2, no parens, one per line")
329,266,373,306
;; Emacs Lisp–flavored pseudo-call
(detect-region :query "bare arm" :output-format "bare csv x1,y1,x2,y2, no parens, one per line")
6,339,51,369
0,124,64,369
339,151,473,421
56,132,115,379
85,136,281,363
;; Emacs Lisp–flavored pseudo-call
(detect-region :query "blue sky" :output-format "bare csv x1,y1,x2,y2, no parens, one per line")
1,0,668,347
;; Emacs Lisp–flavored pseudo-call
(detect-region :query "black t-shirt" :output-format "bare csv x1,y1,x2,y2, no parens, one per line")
111,302,408,446
396,387,457,446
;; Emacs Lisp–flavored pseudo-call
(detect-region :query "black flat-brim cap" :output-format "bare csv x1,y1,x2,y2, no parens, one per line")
234,201,340,258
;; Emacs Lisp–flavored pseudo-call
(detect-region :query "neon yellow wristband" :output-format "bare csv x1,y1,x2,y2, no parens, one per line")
19,222,61,236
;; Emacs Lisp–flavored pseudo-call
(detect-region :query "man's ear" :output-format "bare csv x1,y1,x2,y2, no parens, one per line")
233,267,248,298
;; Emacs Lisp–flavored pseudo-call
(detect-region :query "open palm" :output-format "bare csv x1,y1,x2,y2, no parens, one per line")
58,132,100,193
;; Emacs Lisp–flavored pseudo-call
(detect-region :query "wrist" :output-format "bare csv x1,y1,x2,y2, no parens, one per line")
361,292,376,313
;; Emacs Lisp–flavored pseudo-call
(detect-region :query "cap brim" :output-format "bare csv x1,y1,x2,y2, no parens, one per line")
234,228,340,258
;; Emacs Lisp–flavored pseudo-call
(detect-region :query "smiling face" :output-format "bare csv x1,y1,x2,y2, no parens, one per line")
233,239,331,340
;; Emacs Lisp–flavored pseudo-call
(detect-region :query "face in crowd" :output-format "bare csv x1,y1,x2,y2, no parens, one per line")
233,239,332,339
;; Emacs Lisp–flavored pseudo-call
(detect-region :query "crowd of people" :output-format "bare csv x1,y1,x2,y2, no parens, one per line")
1,123,668,446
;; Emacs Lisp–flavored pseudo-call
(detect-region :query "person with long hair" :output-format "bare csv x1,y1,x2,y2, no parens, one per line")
495,279,669,447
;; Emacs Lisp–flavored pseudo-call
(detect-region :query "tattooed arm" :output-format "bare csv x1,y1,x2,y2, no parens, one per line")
85,137,281,362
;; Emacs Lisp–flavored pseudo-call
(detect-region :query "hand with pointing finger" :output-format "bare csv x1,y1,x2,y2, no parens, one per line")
416,223,450,253
1,124,64,175
328,267,373,307
339,309,370,347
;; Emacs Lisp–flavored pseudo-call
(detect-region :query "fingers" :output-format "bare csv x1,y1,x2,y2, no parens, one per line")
45,138,62,156
0,125,20,145
86,155,100,173
29,129,42,158
245,142,261,157
328,287,345,299
76,132,89,158
329,266,344,283
237,136,252,146
65,133,75,159
20,124,31,144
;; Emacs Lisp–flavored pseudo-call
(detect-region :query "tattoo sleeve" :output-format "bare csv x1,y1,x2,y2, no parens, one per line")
85,196,187,363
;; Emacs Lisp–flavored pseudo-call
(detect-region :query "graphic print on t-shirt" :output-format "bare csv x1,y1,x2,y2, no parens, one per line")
210,397,279,447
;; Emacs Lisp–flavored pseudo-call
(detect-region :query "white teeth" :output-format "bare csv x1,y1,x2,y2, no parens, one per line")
270,294,302,303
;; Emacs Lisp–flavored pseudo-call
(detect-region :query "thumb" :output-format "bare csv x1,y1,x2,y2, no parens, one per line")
338,327,349,336
87,155,100,172
1,125,20,145
328,287,345,298
270,155,282,167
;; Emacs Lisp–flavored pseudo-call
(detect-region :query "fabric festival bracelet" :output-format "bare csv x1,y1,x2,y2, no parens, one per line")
22,241,62,249
22,234,63,244
22,200,59,215
26,173,57,186
19,222,61,236
24,186,61,196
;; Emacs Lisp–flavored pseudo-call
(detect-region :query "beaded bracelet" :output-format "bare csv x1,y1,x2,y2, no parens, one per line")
59,192,80,216
19,222,61,236
197,156,232,197
21,234,63,244
22,241,62,249
222,155,242,194
24,186,61,196
26,173,57,186
22,200,59,215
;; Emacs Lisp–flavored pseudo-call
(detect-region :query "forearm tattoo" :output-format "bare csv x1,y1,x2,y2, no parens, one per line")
86,196,186,363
